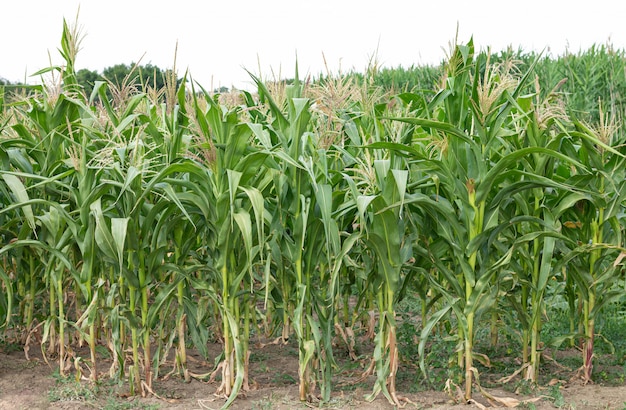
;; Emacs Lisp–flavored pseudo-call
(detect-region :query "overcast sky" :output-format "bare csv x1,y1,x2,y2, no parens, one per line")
3,1,626,90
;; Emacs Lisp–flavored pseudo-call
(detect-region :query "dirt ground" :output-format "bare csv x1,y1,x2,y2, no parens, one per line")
1,339,626,410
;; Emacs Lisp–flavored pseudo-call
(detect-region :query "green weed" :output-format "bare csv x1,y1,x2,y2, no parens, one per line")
47,375,97,403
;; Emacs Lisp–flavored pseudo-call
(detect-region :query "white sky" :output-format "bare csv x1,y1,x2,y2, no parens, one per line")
3,1,626,90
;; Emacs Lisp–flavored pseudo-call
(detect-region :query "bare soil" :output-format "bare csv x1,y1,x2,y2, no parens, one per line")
1,338,626,410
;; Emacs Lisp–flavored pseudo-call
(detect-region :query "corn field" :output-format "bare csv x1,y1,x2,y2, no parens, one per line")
2,22,626,408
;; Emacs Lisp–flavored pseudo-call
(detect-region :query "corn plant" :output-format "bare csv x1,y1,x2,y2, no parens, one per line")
247,72,334,402
356,159,411,405
0,20,90,372
557,114,626,383
165,82,270,407
385,42,589,400
496,80,594,382
6,17,626,410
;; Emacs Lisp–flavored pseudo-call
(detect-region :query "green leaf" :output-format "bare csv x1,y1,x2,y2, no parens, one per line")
2,173,36,231
90,199,117,265
387,117,474,145
111,217,130,274
477,147,586,204
357,195,376,220
0,265,13,328
419,303,454,382
233,209,253,268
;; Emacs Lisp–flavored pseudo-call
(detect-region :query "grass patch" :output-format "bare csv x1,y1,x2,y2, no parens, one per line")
48,373,97,403
271,372,297,385
102,397,160,410
47,371,160,409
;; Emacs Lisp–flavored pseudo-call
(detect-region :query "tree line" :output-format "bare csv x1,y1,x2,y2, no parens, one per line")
1,63,179,100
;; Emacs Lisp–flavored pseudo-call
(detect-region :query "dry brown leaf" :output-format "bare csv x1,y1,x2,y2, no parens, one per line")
614,251,626,267
473,352,492,368
497,363,529,384
548,378,566,386
480,385,524,407
489,396,521,407
468,399,488,409
444,378,465,403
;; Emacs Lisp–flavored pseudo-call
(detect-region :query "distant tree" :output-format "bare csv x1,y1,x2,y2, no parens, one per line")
140,63,172,90
76,68,100,97
0,77,38,100
102,63,172,91
102,64,136,87
3,63,180,103
71,63,180,102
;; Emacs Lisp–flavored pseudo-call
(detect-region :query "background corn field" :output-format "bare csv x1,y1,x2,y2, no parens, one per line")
2,22,626,408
